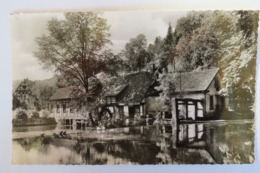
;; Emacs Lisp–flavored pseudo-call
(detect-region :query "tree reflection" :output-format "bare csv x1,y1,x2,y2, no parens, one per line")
13,122,254,164
15,135,52,152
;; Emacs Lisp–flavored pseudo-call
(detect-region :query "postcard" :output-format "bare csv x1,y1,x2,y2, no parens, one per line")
10,10,259,164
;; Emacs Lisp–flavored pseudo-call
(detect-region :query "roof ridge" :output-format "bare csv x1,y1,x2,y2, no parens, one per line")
182,68,219,74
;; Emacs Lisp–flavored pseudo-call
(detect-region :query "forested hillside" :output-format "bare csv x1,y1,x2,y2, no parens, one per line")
170,11,258,114
116,11,258,114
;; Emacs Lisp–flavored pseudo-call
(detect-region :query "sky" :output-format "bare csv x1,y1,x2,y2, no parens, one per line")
10,11,187,81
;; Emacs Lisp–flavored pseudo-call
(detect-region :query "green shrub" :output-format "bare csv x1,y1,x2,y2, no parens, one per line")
43,117,57,125
20,102,28,110
114,118,125,127
31,112,40,119
16,111,28,120
12,95,21,110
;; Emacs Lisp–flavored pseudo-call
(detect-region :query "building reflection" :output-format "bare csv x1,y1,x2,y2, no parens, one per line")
156,123,216,164
177,123,206,147
13,122,254,164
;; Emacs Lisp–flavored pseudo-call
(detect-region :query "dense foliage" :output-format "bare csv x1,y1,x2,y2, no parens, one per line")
35,12,111,94
155,11,258,114
16,111,28,120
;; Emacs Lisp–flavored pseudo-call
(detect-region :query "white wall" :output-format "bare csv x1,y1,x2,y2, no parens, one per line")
50,100,89,120
205,79,219,113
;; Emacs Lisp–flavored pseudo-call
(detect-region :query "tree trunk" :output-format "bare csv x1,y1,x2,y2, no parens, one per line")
88,113,96,126
84,81,88,93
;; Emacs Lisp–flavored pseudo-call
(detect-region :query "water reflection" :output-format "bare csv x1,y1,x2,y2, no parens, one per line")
12,121,254,164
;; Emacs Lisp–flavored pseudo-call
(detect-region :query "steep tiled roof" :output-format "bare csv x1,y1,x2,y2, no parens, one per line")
106,71,155,104
106,84,128,96
13,79,35,95
174,68,219,92
49,86,83,100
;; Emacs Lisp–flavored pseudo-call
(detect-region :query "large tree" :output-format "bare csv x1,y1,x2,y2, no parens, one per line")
123,34,150,71
147,36,164,70
35,12,112,125
34,12,111,95
155,72,177,113
173,11,208,44
211,11,259,114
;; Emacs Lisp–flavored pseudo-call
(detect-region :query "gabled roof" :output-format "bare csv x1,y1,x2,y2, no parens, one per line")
106,71,155,104
106,84,128,97
174,68,219,93
13,79,35,95
49,86,83,100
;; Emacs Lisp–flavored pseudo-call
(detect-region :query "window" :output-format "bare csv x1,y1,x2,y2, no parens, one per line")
197,101,204,117
50,105,53,113
111,97,116,103
70,105,74,113
119,106,124,116
210,96,214,110
57,104,60,113
107,97,116,104
106,97,111,104
63,104,66,113
77,104,81,112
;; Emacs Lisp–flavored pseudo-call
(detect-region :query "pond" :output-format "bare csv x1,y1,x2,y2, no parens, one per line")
12,120,254,164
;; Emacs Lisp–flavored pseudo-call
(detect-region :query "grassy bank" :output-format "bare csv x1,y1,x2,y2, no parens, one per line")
12,117,57,127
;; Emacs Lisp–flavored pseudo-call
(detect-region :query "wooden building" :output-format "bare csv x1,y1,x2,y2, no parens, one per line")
13,78,37,110
173,68,223,121
105,71,157,119
49,86,90,125
49,68,226,124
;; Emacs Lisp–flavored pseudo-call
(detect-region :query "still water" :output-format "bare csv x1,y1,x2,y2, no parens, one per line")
12,120,254,164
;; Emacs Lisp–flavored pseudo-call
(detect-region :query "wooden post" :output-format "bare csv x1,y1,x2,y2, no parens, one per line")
195,100,198,120
185,99,188,120
175,99,179,123
171,98,177,124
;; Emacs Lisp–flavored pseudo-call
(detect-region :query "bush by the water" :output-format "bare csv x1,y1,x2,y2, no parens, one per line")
13,110,56,127
16,111,28,120
31,112,40,119
42,117,57,125
13,117,57,127
12,95,28,110
98,117,147,129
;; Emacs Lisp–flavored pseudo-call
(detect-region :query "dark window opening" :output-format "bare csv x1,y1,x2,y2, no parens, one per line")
164,112,172,119
107,97,116,104
210,96,214,110
70,105,74,113
215,78,220,91
119,106,124,116
129,107,135,118
50,104,53,113
77,104,81,112
63,104,66,113
57,104,60,113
